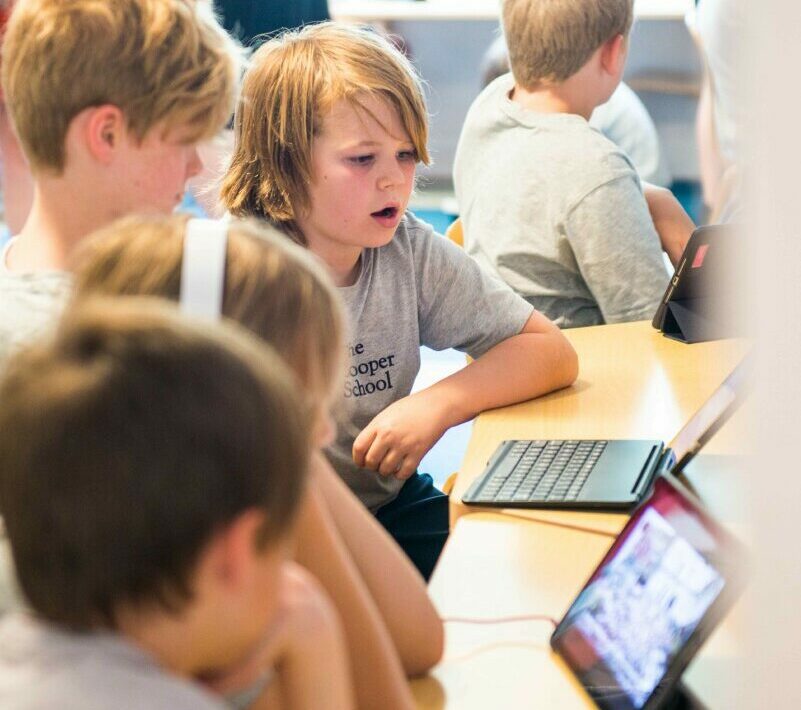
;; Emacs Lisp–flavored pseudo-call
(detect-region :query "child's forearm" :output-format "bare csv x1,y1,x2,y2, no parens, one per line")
422,310,578,427
642,183,695,266
353,312,576,480
313,454,444,676
293,482,415,709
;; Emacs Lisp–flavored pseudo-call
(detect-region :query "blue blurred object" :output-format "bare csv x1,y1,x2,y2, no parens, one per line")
176,191,208,218
671,179,705,225
413,208,457,236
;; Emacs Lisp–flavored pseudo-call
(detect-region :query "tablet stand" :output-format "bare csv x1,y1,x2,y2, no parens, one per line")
661,298,730,344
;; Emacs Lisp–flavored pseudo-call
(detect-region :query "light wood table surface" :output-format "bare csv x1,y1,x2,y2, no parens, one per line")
412,508,749,709
411,321,751,708
449,320,749,535
411,513,612,709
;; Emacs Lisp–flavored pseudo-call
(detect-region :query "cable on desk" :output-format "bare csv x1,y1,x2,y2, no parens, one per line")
442,639,553,665
443,613,558,628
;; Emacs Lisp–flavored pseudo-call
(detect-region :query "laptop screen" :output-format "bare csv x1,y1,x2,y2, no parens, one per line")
668,357,749,472
551,476,744,710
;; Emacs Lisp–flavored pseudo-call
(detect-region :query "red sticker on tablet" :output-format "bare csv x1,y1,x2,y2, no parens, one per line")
692,244,709,268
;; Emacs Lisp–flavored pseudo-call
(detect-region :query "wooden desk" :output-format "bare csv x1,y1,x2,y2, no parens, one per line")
413,511,748,709
412,322,751,708
450,320,749,534
331,0,693,23
411,513,612,708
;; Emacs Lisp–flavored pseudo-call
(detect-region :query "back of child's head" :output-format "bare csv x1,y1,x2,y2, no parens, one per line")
71,214,345,397
0,298,310,630
502,0,633,89
1,0,241,173
220,21,429,244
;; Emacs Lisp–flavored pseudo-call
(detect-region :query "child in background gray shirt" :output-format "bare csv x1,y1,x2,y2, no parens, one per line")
455,0,694,329
455,74,669,328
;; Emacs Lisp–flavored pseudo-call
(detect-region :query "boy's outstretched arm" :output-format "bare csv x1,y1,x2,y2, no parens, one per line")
354,311,578,481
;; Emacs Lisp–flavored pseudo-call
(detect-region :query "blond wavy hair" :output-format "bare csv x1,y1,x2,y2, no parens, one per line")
71,214,345,398
2,0,242,172
220,22,430,244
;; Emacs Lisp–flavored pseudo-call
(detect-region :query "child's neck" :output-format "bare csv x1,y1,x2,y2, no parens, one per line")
305,237,363,288
116,605,220,679
8,180,112,273
510,71,603,122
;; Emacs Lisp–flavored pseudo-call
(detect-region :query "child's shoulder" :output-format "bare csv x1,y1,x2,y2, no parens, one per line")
462,73,514,132
509,118,640,209
0,613,226,710
370,211,465,276
393,211,460,257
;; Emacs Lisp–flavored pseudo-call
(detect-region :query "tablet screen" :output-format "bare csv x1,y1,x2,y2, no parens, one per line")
551,476,742,710
668,358,749,471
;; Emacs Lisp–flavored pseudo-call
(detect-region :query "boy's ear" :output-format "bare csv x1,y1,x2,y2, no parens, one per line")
83,105,128,165
600,34,627,78
205,509,268,592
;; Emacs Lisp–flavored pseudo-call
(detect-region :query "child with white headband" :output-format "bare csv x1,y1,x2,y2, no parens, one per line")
68,213,442,709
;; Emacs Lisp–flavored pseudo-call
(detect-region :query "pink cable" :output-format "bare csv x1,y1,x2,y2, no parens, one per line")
443,614,558,628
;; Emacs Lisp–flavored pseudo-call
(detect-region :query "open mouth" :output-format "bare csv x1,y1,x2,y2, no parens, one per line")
371,206,399,219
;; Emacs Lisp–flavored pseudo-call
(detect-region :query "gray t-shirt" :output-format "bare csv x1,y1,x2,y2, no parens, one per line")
0,613,226,710
328,212,533,511
454,74,669,329
0,269,71,365
0,260,72,617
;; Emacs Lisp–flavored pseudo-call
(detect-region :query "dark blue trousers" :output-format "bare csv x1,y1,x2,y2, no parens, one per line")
375,473,449,582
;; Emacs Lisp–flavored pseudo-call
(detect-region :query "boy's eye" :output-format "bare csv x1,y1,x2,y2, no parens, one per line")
348,154,375,166
398,149,418,162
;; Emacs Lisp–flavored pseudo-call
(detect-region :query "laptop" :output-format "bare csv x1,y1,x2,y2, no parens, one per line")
462,358,749,511
551,474,746,710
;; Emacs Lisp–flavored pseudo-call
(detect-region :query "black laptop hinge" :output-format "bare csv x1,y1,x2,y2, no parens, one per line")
630,445,663,495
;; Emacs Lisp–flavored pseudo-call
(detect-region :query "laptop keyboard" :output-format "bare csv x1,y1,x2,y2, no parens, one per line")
473,440,608,504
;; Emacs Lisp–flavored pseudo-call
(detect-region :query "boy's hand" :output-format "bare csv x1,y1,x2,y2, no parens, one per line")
643,183,696,266
353,391,454,480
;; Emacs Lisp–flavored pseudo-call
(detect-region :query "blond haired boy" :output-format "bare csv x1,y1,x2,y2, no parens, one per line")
0,0,240,358
454,0,694,329
222,23,578,579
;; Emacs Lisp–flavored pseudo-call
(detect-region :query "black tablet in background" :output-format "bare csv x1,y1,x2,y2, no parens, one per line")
652,224,742,343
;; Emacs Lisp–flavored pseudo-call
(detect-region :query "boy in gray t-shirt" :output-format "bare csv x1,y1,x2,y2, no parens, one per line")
221,23,579,579
331,212,536,514
455,0,695,329
0,0,241,362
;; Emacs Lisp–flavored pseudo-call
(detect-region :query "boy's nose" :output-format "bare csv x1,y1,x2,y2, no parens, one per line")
377,160,404,190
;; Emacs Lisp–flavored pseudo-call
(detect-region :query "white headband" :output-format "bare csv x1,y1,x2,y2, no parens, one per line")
179,218,229,321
